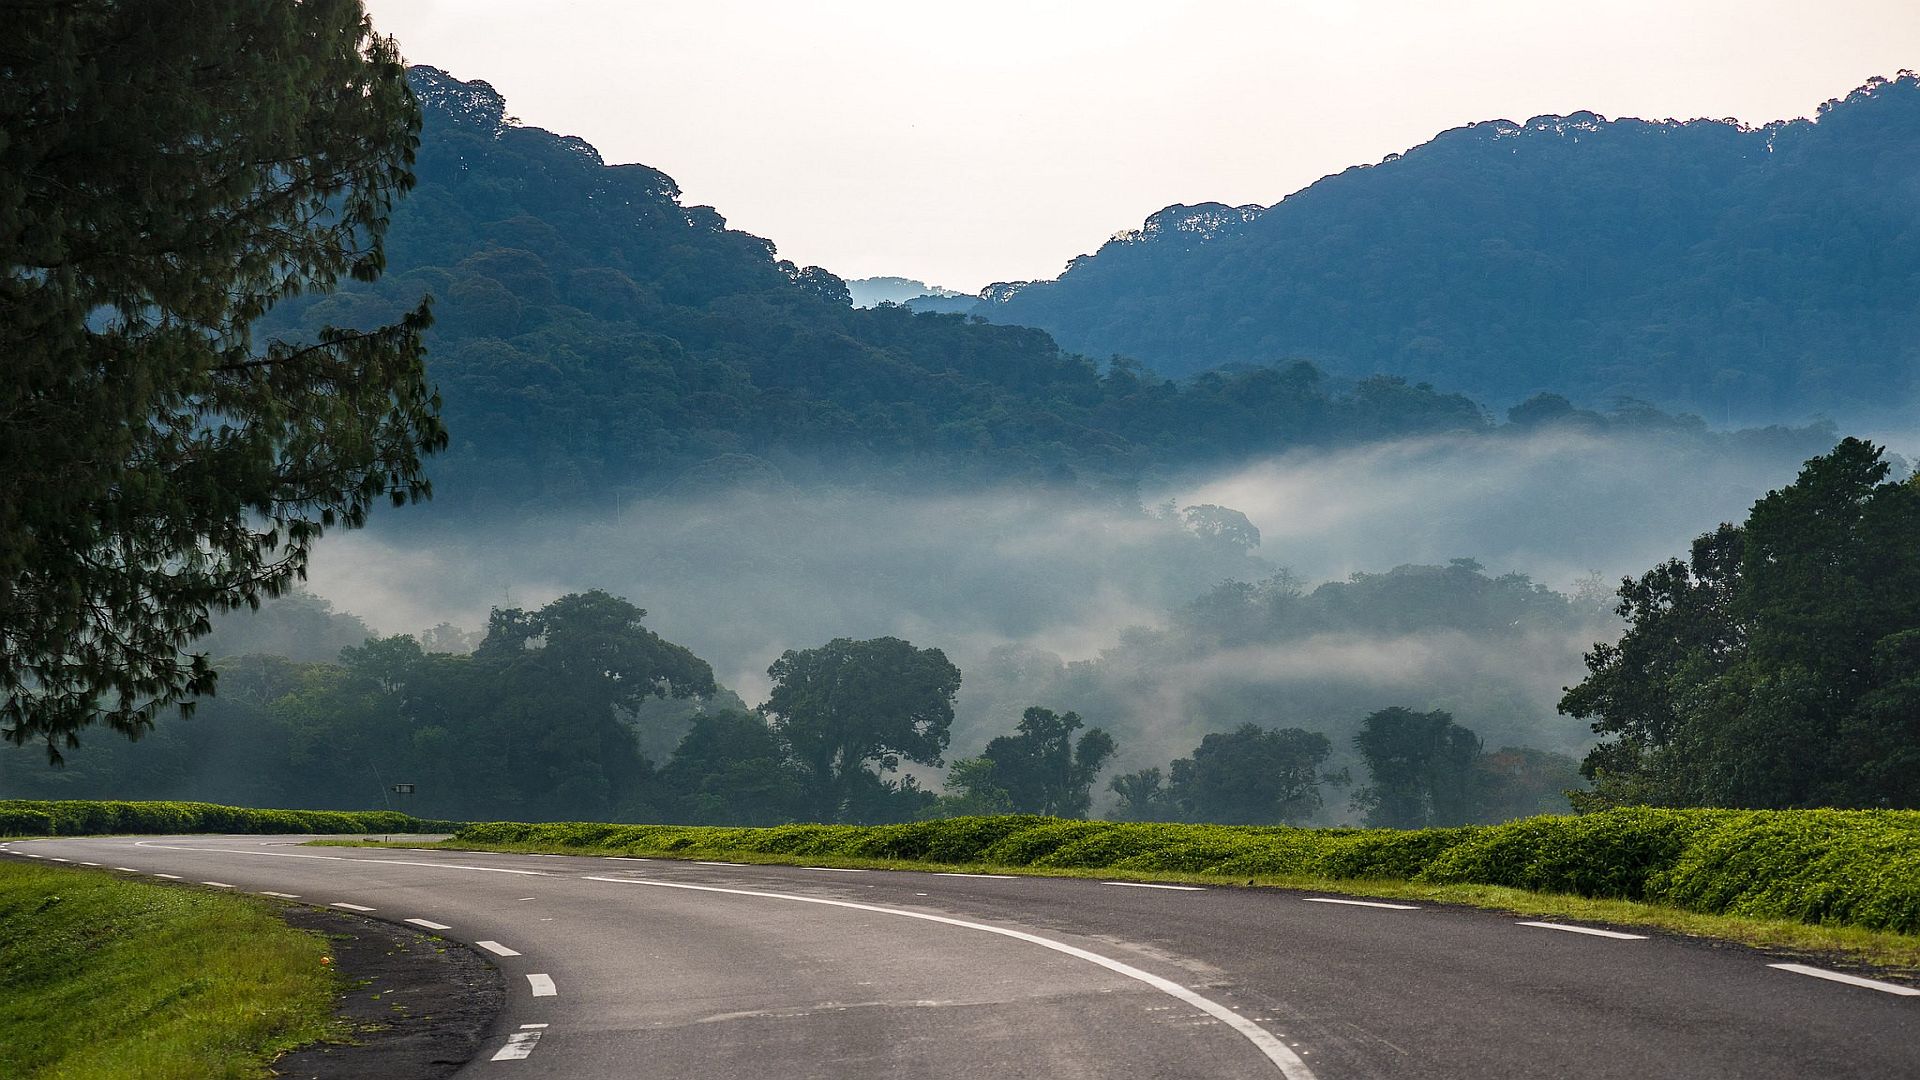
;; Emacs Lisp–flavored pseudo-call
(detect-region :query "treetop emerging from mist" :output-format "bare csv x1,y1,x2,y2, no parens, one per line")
0,0,443,759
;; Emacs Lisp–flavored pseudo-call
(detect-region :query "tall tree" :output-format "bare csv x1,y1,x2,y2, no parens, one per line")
1167,723,1336,825
1,1,443,759
761,637,961,822
1565,438,1920,809
979,706,1116,818
1351,707,1483,828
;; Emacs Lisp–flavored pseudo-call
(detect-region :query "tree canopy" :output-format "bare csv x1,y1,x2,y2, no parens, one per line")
761,637,962,821
0,0,443,758
974,74,1920,427
1564,438,1920,809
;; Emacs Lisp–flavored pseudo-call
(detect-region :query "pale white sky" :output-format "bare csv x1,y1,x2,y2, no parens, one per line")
364,1,1920,292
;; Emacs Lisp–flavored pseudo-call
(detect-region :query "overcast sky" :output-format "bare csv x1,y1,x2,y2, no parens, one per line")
364,1,1920,292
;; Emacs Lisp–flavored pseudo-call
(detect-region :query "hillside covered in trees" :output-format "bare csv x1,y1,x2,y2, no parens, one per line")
964,73,1920,425
257,66,1516,511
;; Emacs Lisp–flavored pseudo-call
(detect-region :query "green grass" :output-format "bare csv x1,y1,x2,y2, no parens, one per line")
0,862,339,1079
0,798,458,837
354,809,1920,974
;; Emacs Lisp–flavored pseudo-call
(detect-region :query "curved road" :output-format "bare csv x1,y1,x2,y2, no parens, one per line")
4,835,1915,1078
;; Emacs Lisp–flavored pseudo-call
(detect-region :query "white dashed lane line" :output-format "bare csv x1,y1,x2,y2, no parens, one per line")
405,918,453,930
79,861,100,866
491,1030,544,1061
331,902,376,912
201,881,234,888
113,867,139,872
1769,963,1920,996
261,891,300,899
1303,897,1420,910
693,861,743,866
800,866,867,873
1102,881,1206,892
48,857,68,862
476,940,522,957
1517,921,1647,940
526,973,558,997
153,873,181,879
934,872,1016,879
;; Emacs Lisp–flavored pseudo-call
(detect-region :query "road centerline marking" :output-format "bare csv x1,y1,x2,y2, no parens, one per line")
526,973,557,997
1103,881,1206,892
583,876,1314,1079
1769,963,1920,996
476,940,521,957
1304,897,1420,910
1517,921,1647,940
405,918,453,930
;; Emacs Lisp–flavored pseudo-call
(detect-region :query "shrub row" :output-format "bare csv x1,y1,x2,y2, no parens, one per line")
452,807,1920,935
0,799,459,837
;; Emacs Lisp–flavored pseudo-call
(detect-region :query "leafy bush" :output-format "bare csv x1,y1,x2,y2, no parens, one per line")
0,800,458,837
448,808,1920,935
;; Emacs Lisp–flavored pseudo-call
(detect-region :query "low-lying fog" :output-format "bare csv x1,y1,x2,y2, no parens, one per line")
284,427,1861,783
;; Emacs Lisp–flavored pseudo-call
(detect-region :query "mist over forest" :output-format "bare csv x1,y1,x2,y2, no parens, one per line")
9,50,1918,830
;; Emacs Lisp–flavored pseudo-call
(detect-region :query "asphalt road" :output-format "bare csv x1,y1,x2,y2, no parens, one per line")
5,835,1915,1079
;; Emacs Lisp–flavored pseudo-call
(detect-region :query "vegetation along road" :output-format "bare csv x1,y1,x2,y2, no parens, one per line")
4,835,1913,1079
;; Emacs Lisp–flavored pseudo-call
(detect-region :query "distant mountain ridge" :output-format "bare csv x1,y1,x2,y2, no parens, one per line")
964,73,1920,425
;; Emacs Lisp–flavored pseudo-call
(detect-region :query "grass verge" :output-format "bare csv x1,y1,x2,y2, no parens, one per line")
0,862,339,1079
335,809,1920,975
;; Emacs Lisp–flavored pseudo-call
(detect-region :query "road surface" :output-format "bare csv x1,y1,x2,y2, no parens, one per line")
5,834,1915,1078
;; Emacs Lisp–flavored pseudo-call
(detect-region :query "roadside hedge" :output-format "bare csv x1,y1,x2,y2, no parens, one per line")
0,799,458,837
450,808,1920,935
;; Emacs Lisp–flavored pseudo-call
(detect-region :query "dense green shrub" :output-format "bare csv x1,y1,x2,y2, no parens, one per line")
0,800,457,837
448,808,1920,935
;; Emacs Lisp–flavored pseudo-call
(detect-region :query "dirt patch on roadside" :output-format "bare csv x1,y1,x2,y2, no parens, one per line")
272,906,505,1079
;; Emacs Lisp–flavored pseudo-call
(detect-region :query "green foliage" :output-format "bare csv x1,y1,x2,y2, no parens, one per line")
444,807,1920,935
1166,723,1335,825
763,637,961,822
1352,707,1483,827
265,67,1520,512
1,1,444,757
977,75,1920,425
978,706,1115,817
0,861,339,1079
1565,439,1920,808
0,799,452,837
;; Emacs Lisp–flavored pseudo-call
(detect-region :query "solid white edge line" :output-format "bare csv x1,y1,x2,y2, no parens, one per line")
476,940,522,957
491,1030,543,1061
405,918,453,930
1769,963,1920,996
583,876,1314,1079
1303,897,1420,910
331,902,376,912
1517,921,1647,940
261,891,301,899
1102,881,1206,892
526,973,557,997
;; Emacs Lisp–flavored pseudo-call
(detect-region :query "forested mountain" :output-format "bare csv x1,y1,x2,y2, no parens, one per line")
258,66,1503,510
966,73,1920,424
